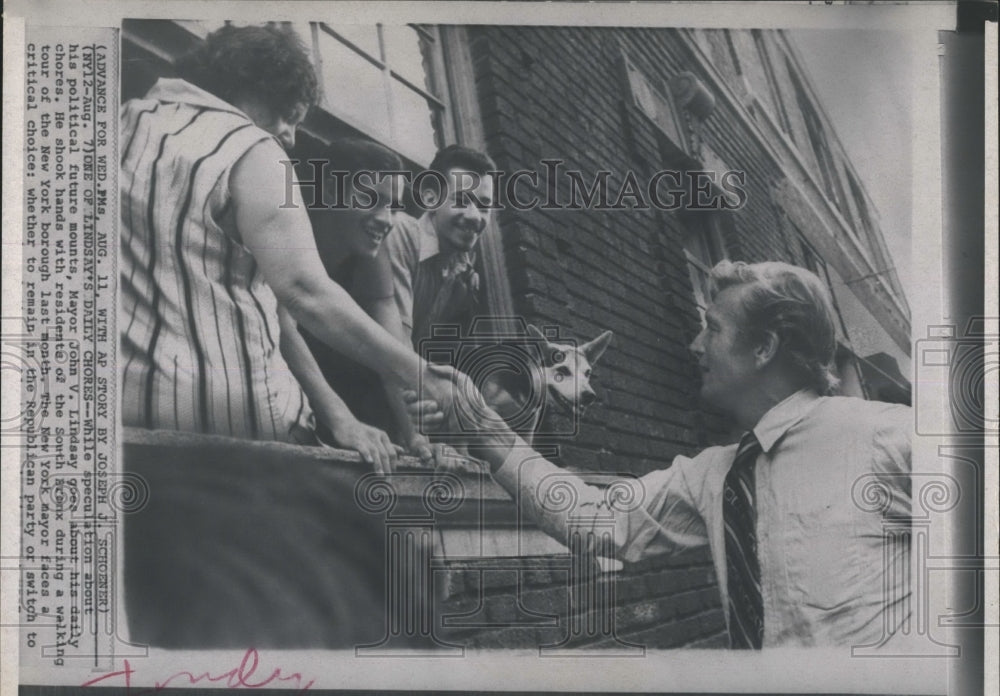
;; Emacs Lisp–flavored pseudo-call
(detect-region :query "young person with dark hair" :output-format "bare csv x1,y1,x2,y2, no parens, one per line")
299,138,428,460
385,145,498,348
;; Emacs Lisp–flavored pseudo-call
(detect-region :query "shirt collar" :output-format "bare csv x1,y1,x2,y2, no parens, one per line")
752,388,820,453
415,213,477,269
416,214,441,263
145,78,251,119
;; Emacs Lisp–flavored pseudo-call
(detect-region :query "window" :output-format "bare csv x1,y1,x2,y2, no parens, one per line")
622,53,687,151
845,169,878,252
751,30,793,135
798,234,836,298
722,30,744,77
683,215,729,319
787,61,850,217
799,236,822,275
133,19,514,317
796,232,854,345
313,24,452,165
177,21,454,166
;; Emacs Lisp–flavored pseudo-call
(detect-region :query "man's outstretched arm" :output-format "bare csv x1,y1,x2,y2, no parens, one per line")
404,391,711,562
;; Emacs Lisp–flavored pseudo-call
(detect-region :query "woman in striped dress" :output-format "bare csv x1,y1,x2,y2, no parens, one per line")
120,24,454,472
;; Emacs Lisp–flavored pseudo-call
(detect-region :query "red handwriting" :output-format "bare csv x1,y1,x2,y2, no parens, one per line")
80,647,315,693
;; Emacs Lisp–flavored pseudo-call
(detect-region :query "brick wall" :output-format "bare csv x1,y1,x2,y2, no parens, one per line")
434,549,727,650
468,27,815,474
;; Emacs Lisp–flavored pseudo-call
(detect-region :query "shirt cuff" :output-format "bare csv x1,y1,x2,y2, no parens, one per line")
491,437,545,496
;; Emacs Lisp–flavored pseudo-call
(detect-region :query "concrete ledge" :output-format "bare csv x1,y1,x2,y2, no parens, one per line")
123,426,514,506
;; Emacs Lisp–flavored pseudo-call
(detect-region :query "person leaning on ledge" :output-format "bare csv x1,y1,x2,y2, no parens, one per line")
384,144,497,350
119,24,459,473
407,260,913,649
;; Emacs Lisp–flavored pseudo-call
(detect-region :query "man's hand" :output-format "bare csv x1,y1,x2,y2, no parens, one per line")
407,432,472,468
416,362,489,432
402,388,517,473
327,417,403,475
402,389,449,432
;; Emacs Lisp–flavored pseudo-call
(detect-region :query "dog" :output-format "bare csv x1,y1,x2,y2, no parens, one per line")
477,324,613,447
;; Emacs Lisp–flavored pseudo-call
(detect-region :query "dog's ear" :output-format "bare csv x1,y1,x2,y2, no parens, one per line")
526,324,550,345
582,331,613,364
528,324,563,366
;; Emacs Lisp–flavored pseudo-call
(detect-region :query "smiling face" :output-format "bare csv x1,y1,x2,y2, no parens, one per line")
427,169,494,253
688,285,760,414
344,177,399,259
313,177,398,264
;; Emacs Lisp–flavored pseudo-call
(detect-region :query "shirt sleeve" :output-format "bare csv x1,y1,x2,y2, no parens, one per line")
870,403,913,520
492,445,711,563
385,216,418,339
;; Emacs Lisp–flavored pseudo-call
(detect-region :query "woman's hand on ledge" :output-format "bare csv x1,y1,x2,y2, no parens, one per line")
328,417,403,475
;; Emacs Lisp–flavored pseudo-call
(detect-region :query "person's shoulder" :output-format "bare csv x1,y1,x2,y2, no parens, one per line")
386,213,422,257
817,394,910,416
349,248,394,302
674,442,738,470
394,213,423,239
813,395,912,434
227,136,303,214
122,95,158,114
232,136,291,177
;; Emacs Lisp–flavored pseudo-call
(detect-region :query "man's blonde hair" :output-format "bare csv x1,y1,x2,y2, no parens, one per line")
709,260,840,395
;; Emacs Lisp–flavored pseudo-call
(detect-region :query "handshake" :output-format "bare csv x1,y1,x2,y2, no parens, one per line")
408,363,519,471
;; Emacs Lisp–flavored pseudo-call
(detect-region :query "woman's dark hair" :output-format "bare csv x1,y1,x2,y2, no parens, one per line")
311,137,404,210
323,137,404,182
175,24,320,120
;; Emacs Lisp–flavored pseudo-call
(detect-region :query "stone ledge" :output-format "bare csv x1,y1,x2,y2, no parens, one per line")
123,426,511,503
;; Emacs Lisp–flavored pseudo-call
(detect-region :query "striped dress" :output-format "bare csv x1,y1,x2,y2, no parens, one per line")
120,79,315,442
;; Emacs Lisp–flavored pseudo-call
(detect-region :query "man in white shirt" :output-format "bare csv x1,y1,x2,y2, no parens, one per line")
410,260,912,649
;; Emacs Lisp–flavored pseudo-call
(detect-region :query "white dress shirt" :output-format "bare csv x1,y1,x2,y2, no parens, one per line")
492,389,912,647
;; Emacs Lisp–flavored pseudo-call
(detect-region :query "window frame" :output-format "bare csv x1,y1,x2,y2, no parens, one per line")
310,22,454,167
621,51,689,153
683,214,730,321
751,29,794,137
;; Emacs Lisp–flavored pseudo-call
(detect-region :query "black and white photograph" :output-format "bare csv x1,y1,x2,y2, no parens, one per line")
2,2,995,695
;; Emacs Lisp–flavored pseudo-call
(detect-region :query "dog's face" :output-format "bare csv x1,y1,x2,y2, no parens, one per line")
527,325,613,418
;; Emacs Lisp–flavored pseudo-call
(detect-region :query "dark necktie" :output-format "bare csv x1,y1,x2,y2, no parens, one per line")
723,431,764,649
